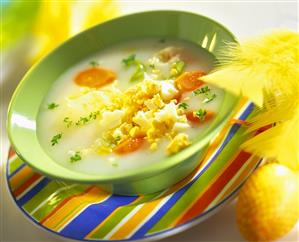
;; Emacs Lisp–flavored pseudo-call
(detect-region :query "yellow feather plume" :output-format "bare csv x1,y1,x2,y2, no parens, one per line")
202,30,299,170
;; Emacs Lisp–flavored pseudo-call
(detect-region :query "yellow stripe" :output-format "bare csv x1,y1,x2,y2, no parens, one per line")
10,166,35,190
42,187,109,231
110,198,163,240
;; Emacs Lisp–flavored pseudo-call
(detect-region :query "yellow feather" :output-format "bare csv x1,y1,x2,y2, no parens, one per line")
201,30,299,170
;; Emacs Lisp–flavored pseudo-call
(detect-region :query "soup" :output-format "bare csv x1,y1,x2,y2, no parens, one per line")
37,38,223,175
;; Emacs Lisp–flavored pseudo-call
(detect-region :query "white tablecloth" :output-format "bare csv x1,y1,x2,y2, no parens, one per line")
1,1,298,241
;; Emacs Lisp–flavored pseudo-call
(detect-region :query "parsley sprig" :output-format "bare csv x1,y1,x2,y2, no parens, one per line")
70,151,81,163
90,60,99,67
122,54,136,67
47,102,59,110
51,133,62,146
63,117,73,128
75,111,100,126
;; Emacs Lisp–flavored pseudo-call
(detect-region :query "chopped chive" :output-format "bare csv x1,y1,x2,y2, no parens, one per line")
195,109,207,121
170,60,185,77
70,151,81,163
90,60,99,67
203,92,217,103
47,102,59,110
193,86,210,95
130,62,146,82
51,133,62,146
178,102,189,110
114,135,121,143
122,54,136,67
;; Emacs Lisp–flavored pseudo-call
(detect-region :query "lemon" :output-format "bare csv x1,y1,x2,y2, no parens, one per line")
236,163,299,241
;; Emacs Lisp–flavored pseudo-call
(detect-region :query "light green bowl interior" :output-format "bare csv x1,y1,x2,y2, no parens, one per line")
7,10,239,183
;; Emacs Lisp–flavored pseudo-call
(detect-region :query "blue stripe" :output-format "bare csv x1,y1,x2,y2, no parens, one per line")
60,195,138,239
131,102,254,238
8,162,26,178
17,178,50,206
131,184,191,239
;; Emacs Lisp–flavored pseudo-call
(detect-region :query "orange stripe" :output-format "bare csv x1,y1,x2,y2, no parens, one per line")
12,173,42,197
9,166,35,190
176,151,251,225
110,198,163,239
8,148,16,158
40,186,95,223
171,150,241,226
164,116,238,196
42,186,108,231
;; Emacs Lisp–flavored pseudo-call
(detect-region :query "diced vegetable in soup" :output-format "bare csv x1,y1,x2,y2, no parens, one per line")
37,38,224,175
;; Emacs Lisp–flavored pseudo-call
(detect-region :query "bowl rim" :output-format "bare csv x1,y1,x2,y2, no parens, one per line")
7,10,240,183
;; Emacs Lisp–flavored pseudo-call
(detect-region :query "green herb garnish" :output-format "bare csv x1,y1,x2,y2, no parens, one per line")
178,102,189,110
159,38,166,43
195,109,207,121
47,102,59,110
130,63,146,82
114,135,121,143
122,54,136,67
149,63,155,69
193,86,210,95
51,133,62,146
90,60,99,67
170,60,185,77
70,151,81,163
63,117,73,128
75,111,100,126
203,92,217,103
193,85,216,103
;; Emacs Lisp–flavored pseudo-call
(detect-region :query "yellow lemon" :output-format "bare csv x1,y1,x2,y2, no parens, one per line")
236,163,299,242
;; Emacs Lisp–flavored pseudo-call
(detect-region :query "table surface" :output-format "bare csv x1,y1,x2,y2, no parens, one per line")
1,1,298,242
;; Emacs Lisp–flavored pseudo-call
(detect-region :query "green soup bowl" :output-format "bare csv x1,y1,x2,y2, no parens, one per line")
7,10,239,195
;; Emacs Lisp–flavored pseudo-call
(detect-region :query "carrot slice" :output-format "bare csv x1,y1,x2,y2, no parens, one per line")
74,67,116,88
114,137,145,155
175,71,205,92
186,110,214,124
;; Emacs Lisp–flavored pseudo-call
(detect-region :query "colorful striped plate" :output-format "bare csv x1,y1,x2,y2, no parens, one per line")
5,100,261,241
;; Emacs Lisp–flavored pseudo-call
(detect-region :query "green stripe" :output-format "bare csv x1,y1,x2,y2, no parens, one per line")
9,157,24,174
23,181,79,212
30,183,87,221
90,192,161,239
148,126,250,234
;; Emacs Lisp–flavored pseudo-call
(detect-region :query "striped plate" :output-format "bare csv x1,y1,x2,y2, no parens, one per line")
5,100,261,242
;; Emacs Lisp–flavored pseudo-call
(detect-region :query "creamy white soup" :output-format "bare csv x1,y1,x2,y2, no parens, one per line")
37,38,223,175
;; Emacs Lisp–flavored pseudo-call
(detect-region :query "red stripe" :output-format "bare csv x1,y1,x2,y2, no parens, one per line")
40,186,95,224
176,151,251,225
12,173,42,197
